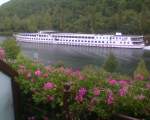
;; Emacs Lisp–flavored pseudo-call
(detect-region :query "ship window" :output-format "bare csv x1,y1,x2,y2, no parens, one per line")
98,41,101,43
95,41,97,43
88,41,90,43
102,41,104,43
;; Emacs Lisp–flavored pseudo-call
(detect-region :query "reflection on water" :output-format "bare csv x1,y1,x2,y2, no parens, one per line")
18,42,150,74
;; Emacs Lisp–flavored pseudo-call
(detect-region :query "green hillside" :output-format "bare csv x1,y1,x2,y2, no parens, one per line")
0,0,150,34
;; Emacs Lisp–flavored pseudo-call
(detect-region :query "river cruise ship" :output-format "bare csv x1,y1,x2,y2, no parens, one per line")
15,30,145,48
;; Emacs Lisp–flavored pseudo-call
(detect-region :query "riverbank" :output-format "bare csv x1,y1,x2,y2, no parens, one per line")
0,31,13,36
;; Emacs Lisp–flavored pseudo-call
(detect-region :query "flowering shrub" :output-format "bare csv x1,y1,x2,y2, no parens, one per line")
0,48,5,60
14,59,150,120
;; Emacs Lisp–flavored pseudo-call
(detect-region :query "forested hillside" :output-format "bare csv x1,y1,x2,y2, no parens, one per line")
0,0,150,34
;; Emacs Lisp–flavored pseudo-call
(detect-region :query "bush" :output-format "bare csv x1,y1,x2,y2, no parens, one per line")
103,53,118,73
1,38,20,60
14,59,150,120
134,59,149,80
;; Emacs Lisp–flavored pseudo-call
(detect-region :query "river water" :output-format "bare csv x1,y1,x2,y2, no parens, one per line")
0,36,150,74
19,42,150,74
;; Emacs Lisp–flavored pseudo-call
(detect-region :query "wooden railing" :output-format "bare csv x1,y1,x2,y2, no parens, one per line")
0,60,21,120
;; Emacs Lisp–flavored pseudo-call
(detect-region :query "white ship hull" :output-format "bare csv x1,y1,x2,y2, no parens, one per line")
15,31,145,49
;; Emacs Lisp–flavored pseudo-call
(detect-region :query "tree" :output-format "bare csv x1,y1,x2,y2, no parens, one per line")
134,59,149,79
0,0,150,34
12,15,21,32
103,53,118,73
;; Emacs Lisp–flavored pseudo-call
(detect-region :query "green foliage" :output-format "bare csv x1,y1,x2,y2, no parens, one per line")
134,59,149,79
116,80,150,118
103,53,118,73
1,38,20,60
13,59,150,119
0,0,150,34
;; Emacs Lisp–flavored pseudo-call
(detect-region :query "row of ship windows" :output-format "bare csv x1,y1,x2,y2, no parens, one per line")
56,40,130,44
19,37,130,44
54,36,127,40
22,35,128,40
23,35,37,37
55,36,95,39
23,35,48,37
19,37,53,41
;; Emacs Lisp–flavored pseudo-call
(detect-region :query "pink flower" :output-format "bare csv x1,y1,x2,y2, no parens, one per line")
75,87,87,103
42,73,49,78
34,69,41,76
43,82,55,90
119,80,128,87
64,68,73,76
119,87,128,96
107,91,114,105
135,74,144,80
135,94,145,100
73,70,85,80
28,116,36,120
79,74,85,80
75,95,84,103
0,48,5,60
146,83,150,89
58,67,65,73
109,79,117,85
47,95,54,102
79,87,87,96
93,87,100,96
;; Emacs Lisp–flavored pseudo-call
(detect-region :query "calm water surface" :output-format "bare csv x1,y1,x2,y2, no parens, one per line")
0,36,150,74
